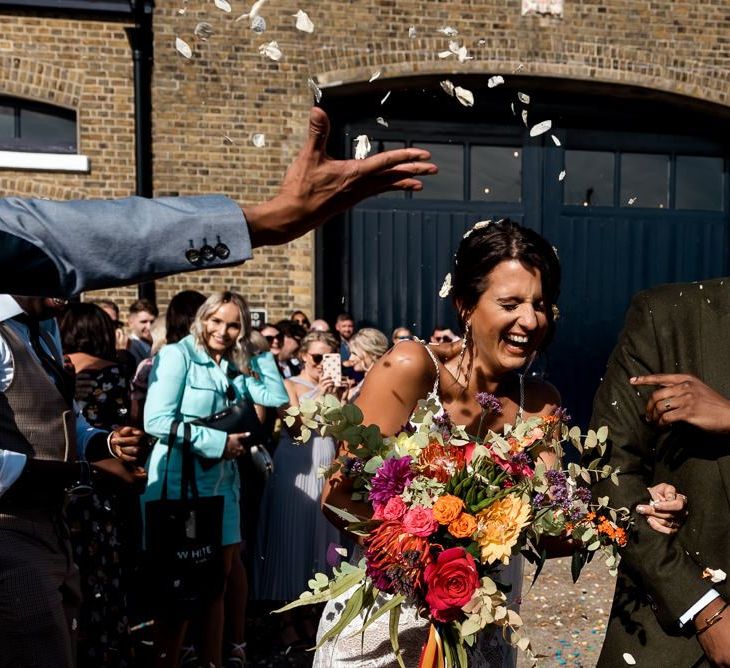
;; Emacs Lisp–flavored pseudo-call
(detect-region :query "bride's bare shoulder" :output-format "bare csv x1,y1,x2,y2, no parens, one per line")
364,340,436,390
523,377,561,416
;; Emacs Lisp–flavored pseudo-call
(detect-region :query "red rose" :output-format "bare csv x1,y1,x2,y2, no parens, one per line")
423,547,480,622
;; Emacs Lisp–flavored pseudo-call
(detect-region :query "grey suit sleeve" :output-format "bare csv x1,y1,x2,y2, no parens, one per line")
591,292,712,627
0,195,252,296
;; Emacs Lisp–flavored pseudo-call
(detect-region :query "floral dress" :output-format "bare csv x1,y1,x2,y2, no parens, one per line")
66,363,136,668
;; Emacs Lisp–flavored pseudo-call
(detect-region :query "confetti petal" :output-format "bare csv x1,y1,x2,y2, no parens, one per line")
251,133,266,147
439,273,452,298
380,91,391,105
259,40,282,61
294,9,314,33
703,567,727,583
194,22,214,41
521,109,529,126
408,25,417,38
307,77,322,103
354,135,371,160
376,116,388,127
628,196,638,205
454,86,474,107
439,26,458,36
558,170,566,181
488,75,505,88
214,0,231,12
250,14,266,33
369,70,381,83
437,50,453,59
440,79,455,97
623,653,636,665
529,119,552,137
248,0,268,20
551,134,562,146
223,135,234,145
518,92,530,104
175,37,192,59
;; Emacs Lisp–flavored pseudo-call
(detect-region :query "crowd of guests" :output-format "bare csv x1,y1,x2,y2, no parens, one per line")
54,291,435,667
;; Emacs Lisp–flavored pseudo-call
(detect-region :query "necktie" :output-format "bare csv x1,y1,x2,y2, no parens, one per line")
14,314,74,407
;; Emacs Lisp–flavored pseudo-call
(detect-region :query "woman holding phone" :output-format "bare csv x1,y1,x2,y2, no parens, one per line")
255,331,344,647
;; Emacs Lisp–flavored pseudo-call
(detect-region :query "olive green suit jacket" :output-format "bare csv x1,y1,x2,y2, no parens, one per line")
592,278,730,667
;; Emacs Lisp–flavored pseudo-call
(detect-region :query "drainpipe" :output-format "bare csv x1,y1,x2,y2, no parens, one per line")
126,0,156,304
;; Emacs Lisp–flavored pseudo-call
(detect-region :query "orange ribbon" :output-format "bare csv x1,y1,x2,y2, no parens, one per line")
418,623,445,668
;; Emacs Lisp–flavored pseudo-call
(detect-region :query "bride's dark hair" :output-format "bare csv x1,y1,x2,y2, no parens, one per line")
452,218,561,348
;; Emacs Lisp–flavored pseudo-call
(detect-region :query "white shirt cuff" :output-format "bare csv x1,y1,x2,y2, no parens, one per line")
0,450,28,499
679,589,721,627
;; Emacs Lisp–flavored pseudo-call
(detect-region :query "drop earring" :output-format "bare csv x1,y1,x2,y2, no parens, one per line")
456,320,470,380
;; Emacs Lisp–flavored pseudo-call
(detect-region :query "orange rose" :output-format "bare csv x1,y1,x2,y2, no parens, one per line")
448,513,477,539
432,495,465,525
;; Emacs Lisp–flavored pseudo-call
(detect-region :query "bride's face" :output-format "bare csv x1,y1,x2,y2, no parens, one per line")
467,259,548,377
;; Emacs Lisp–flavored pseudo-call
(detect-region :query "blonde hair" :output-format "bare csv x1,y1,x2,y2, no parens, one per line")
190,291,252,372
299,331,338,357
349,327,388,364
150,316,168,356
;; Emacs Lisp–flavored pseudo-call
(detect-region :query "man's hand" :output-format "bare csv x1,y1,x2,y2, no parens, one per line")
631,374,730,432
243,107,437,247
109,425,147,462
636,483,688,534
696,598,730,666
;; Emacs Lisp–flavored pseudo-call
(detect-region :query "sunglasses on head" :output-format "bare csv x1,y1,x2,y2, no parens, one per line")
309,353,324,364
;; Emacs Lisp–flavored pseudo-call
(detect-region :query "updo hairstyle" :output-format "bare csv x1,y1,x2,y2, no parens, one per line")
299,331,339,357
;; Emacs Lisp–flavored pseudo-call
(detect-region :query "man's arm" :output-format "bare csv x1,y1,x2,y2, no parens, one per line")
591,291,713,627
1,107,436,297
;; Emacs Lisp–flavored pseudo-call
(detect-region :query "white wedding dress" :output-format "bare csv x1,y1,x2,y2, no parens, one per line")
313,344,524,668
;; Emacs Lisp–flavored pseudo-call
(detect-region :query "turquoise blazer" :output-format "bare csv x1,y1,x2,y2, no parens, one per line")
141,334,288,546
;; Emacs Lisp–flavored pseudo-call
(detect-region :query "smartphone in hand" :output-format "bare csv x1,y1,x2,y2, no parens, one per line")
322,352,342,386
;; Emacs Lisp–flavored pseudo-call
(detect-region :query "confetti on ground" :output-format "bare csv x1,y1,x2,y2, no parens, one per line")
251,133,266,148
488,75,505,88
294,9,314,33
354,134,371,159
175,37,192,58
529,119,552,137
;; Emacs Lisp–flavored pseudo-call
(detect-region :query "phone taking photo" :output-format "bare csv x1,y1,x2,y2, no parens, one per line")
321,352,342,386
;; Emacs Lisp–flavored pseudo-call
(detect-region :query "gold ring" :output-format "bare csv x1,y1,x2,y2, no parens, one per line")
665,401,671,410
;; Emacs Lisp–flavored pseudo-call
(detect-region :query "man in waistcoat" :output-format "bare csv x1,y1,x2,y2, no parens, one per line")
0,294,147,668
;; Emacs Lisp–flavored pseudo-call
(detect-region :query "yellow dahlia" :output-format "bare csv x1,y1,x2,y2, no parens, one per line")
475,494,531,565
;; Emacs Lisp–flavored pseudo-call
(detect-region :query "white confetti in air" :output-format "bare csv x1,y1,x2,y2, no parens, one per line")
380,91,391,105
376,116,388,127
259,40,282,61
551,134,562,146
558,170,566,181
408,25,417,38
454,86,474,107
194,22,214,40
703,567,727,583
251,133,266,147
175,37,192,59
354,135,371,160
456,45,472,62
369,70,381,83
223,135,234,145
439,273,452,298
437,50,453,59
439,26,458,36
440,79,455,97
214,0,231,12
488,75,505,88
510,102,516,115
623,653,636,665
334,546,348,557
248,0,268,20
521,109,529,126
518,92,530,104
250,14,266,33
529,119,552,137
308,77,322,103
628,196,638,205
294,9,314,33
177,7,186,14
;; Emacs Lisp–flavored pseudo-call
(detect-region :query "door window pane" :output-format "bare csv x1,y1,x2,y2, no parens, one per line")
0,106,14,138
676,156,724,211
564,150,614,206
620,153,669,208
470,146,522,202
373,140,406,199
412,143,463,200
20,108,76,149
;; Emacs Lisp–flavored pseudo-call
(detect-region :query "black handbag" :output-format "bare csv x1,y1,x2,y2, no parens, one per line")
144,421,225,618
193,384,274,479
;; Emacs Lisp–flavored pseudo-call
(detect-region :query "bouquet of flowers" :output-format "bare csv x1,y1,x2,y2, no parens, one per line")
278,394,630,666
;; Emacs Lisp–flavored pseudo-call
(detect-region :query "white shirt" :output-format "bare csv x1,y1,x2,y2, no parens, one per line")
0,295,105,497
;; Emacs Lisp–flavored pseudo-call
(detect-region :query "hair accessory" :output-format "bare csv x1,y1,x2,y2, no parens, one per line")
462,219,492,239
552,304,560,321
438,272,452,298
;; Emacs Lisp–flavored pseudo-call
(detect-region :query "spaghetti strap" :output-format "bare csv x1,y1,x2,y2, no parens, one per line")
290,375,319,400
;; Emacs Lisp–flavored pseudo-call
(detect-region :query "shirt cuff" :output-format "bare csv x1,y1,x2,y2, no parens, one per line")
0,450,28,499
679,589,721,627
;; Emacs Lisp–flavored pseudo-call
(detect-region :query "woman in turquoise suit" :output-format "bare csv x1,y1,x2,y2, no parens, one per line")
141,290,288,668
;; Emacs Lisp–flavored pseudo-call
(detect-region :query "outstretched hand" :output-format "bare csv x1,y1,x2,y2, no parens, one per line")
243,107,437,247
631,373,730,432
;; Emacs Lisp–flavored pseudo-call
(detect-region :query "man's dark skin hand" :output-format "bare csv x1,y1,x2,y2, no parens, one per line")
695,597,730,666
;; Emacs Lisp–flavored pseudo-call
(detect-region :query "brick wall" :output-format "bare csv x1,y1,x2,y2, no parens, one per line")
2,1,729,321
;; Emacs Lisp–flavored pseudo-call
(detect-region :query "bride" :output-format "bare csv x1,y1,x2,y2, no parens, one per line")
315,218,686,667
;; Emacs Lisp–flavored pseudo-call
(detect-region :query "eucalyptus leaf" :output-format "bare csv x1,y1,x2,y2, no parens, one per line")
389,605,405,668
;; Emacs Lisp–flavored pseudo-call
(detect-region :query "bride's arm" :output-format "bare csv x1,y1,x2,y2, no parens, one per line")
321,341,436,531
